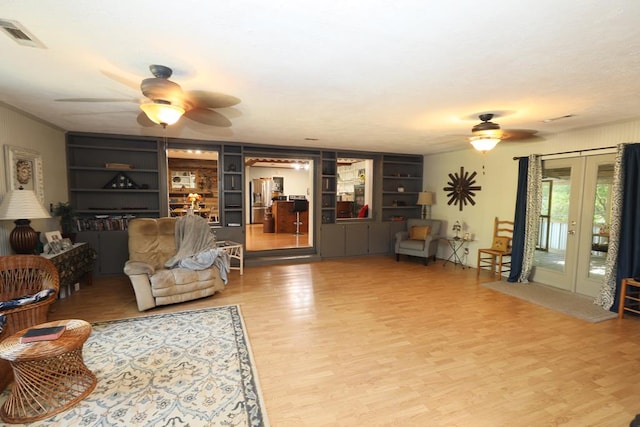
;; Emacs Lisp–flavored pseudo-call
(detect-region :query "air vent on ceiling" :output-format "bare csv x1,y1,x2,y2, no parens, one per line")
542,114,575,123
0,19,45,48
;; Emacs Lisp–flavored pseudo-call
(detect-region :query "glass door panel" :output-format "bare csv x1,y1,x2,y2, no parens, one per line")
536,180,552,251
575,154,614,296
588,164,613,279
532,159,582,291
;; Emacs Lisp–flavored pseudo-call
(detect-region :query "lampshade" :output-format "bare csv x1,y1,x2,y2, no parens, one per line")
417,191,434,206
0,189,50,220
0,189,51,254
140,102,185,126
469,136,501,153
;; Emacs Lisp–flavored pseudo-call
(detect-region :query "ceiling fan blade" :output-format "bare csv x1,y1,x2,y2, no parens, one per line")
100,70,141,90
502,129,539,141
55,97,139,103
184,108,232,127
185,90,240,109
216,107,242,119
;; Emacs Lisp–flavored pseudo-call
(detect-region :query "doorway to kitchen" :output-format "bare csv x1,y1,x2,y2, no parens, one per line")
244,157,314,252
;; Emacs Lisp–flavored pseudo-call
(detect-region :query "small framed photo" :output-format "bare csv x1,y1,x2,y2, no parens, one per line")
45,240,62,254
45,230,62,244
60,238,73,251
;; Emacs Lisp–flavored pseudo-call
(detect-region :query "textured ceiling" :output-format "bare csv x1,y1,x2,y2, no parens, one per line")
1,1,640,155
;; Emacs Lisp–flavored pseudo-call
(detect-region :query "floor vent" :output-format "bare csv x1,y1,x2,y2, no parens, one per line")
0,19,46,48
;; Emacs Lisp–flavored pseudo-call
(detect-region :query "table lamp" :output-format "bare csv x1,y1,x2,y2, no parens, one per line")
417,191,434,220
0,188,51,254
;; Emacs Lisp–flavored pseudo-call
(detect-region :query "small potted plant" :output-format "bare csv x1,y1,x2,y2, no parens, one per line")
52,202,77,242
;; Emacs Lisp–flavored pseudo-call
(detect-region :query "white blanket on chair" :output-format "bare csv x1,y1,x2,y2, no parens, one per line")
164,215,218,270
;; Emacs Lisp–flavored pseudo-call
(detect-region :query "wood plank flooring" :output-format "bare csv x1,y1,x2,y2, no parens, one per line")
245,223,311,251
48,257,640,426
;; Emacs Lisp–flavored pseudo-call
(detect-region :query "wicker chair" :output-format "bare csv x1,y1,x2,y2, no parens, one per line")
0,255,60,392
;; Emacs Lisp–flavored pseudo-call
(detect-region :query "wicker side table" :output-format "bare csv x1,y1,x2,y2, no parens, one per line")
0,319,97,424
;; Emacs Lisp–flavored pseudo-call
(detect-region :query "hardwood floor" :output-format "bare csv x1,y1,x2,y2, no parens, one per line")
48,257,640,426
245,223,311,251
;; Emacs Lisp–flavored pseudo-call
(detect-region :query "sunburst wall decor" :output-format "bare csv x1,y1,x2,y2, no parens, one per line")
443,166,481,211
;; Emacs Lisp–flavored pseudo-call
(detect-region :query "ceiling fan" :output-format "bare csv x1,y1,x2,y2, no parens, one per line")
58,64,240,128
469,113,541,152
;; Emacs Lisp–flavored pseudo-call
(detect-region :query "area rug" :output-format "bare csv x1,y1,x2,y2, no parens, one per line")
0,305,269,426
482,281,618,323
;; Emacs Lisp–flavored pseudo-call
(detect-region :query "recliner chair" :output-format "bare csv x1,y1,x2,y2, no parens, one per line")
123,216,227,311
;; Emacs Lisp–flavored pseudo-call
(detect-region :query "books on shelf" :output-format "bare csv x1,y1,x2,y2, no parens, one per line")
76,215,136,232
20,325,66,343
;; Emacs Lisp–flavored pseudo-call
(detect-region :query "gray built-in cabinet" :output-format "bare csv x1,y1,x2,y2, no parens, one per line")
381,155,423,221
66,132,423,270
66,133,162,275
319,152,423,258
319,222,393,258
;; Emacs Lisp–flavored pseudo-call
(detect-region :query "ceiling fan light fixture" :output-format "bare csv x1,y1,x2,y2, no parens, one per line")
469,135,501,153
140,102,185,126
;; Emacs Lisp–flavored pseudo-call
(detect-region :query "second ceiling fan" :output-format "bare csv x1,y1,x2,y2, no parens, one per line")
469,113,541,153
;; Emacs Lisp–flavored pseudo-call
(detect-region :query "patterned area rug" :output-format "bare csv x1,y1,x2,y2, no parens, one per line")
482,281,617,323
0,305,269,426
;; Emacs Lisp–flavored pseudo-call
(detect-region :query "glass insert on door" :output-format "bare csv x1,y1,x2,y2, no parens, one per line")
588,164,613,280
534,166,572,272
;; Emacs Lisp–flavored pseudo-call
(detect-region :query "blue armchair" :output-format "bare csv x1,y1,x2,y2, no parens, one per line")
395,219,442,265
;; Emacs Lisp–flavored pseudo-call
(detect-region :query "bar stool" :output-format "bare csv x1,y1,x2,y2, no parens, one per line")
291,199,308,235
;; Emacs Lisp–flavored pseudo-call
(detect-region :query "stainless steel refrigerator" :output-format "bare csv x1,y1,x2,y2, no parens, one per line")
250,178,274,224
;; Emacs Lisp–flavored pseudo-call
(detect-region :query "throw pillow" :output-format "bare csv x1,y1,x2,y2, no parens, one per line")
410,225,431,240
491,236,511,252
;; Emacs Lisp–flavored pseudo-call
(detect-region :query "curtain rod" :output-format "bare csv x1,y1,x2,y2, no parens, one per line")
512,146,617,161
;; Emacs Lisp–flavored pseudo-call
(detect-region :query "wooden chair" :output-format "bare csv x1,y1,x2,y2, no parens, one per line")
0,255,60,392
477,217,514,279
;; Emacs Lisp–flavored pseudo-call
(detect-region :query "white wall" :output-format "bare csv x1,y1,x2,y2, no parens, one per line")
247,166,312,199
423,118,640,265
0,103,67,255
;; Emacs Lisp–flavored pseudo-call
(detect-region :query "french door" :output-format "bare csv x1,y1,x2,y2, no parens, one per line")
532,154,614,297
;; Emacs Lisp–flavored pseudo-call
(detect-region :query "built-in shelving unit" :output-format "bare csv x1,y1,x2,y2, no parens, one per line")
67,134,162,217
221,145,243,227
381,154,423,221
321,151,337,224
66,133,162,274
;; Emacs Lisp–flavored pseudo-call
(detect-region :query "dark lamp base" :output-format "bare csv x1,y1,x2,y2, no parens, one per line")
10,219,38,254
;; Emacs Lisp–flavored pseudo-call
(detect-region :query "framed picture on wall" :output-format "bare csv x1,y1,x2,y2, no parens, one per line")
273,176,284,193
4,145,45,204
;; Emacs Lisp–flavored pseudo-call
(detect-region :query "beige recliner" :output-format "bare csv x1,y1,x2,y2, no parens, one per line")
124,216,227,311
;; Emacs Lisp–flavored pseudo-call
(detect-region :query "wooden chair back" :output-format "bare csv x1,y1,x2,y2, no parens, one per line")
491,217,514,252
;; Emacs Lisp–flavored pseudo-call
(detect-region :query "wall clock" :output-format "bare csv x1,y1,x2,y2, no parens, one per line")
443,166,481,211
